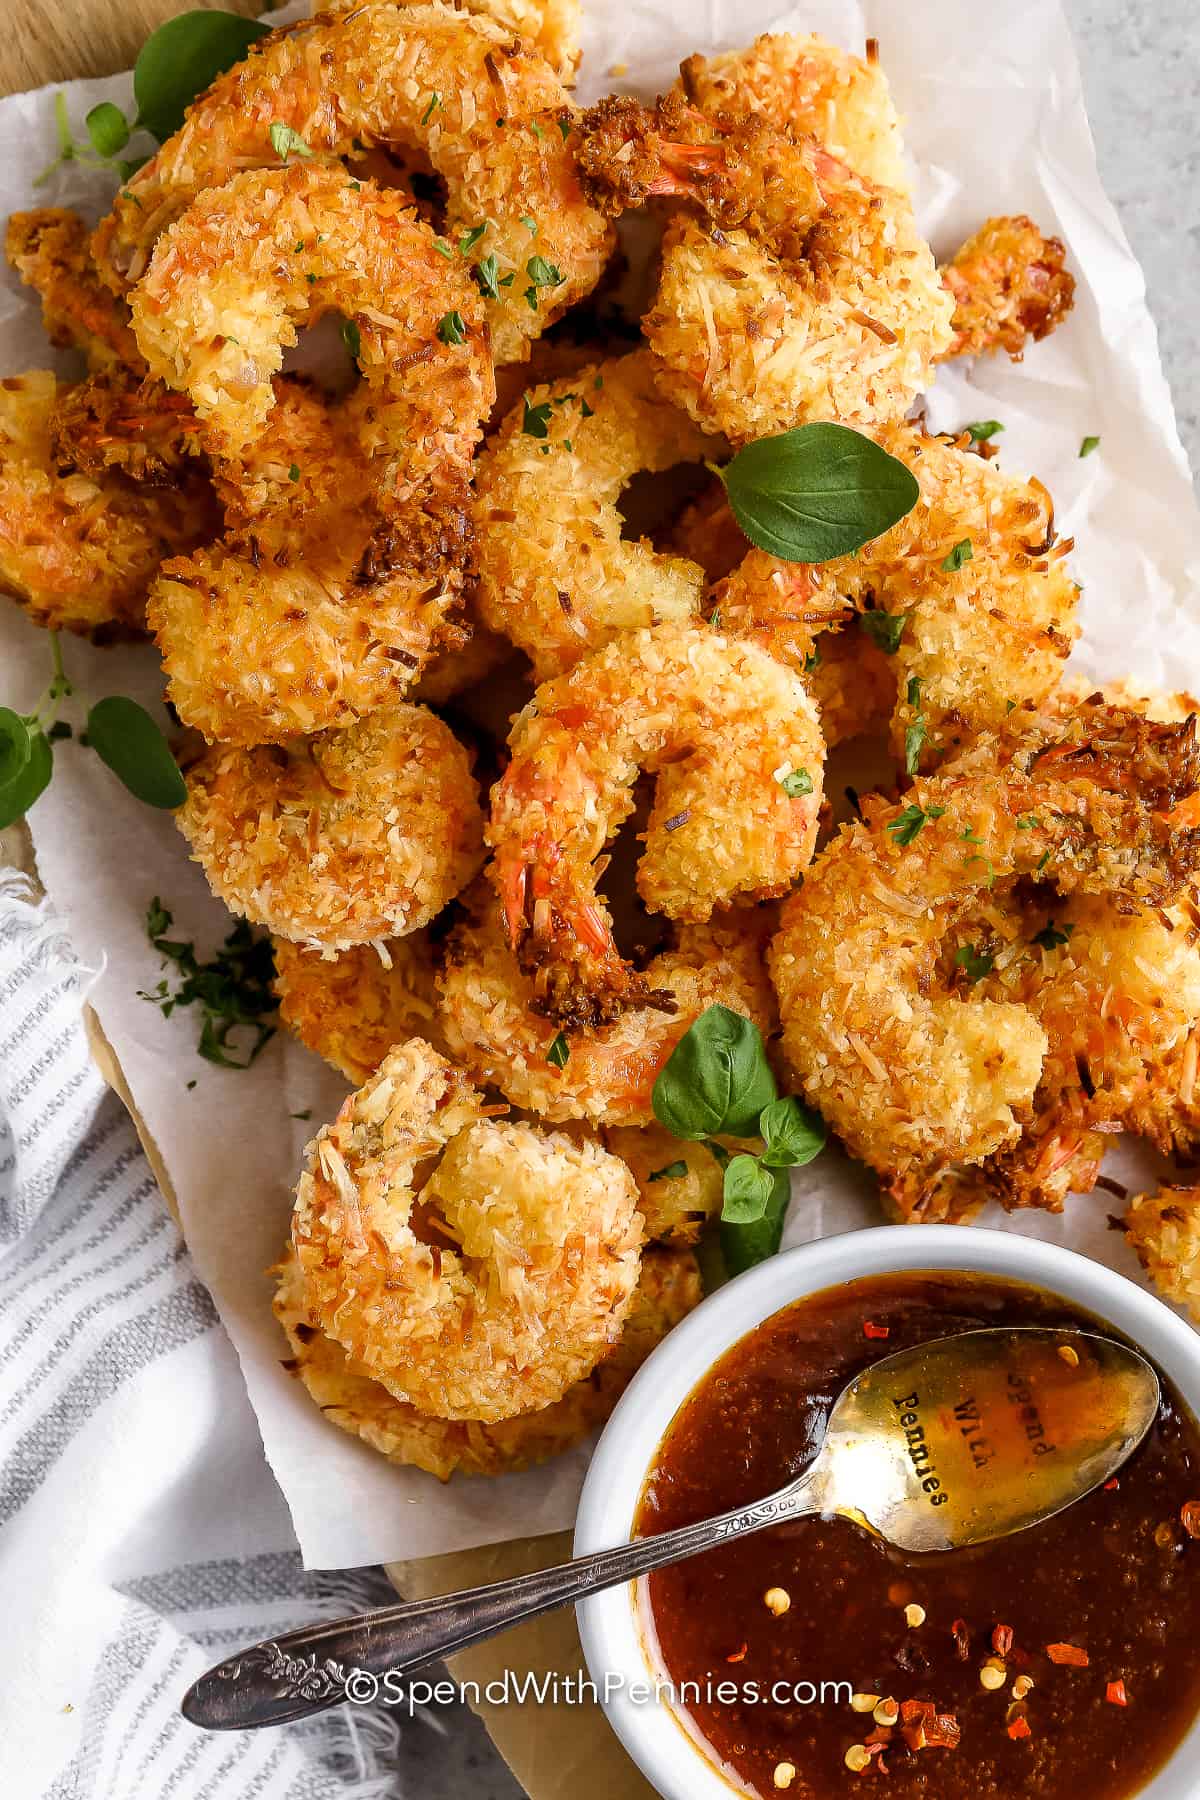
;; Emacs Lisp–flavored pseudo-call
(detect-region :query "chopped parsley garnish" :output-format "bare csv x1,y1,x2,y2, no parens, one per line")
420,91,441,125
964,419,1004,443
437,309,467,345
887,802,946,846
341,318,361,361
904,675,927,775
779,767,813,798
860,610,908,654
522,395,554,438
288,463,300,482
648,1160,688,1183
269,122,311,162
942,538,973,573
546,1031,570,1068
140,899,277,1069
520,214,538,235
955,944,995,983
557,117,571,142
472,253,513,298
1033,920,1075,951
1080,435,1101,458
1016,814,1042,830
458,222,488,255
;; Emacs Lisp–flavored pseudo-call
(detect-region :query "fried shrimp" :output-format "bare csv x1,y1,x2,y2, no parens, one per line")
129,165,491,742
474,350,713,680
48,368,202,486
770,702,1200,1215
273,1241,698,1478
6,208,142,372
604,1125,729,1244
711,421,1079,766
941,215,1076,361
1123,1187,1200,1324
578,90,953,441
274,932,445,1083
179,704,483,949
489,622,825,1021
292,1038,644,1421
96,2,611,365
322,0,583,83
438,887,776,1123
0,370,214,637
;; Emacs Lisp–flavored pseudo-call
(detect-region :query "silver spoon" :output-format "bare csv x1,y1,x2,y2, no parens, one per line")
182,1324,1159,1731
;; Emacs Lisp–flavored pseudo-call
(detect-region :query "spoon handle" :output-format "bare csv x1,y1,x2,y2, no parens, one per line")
182,1466,825,1731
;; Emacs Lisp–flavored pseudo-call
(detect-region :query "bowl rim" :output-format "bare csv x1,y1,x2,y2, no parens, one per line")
574,1223,1200,1800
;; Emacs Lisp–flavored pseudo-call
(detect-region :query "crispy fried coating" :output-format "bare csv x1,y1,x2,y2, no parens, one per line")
273,1240,698,1479
5,208,141,371
437,887,776,1124
179,705,484,949
604,1123,733,1244
713,423,1079,766
0,369,215,638
942,215,1076,361
292,1038,644,1421
489,622,825,1022
1123,1187,1200,1323
770,701,1200,1216
677,32,909,191
323,0,583,82
475,350,713,680
49,369,202,485
274,932,445,1082
578,91,953,441
97,3,611,363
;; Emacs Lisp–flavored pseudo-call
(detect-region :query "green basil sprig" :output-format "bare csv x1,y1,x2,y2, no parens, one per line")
652,1005,825,1278
711,423,919,564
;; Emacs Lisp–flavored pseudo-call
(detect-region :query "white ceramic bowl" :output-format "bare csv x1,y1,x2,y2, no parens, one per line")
575,1225,1200,1800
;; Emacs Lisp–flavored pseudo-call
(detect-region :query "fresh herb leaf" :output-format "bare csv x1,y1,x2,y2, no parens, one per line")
546,1030,570,1068
522,395,553,438
520,214,538,234
887,802,945,846
758,1095,826,1169
437,309,467,345
133,11,271,142
420,91,441,126
0,720,51,830
904,675,927,775
955,943,994,983
1080,435,1101,459
942,537,973,573
141,900,277,1068
779,767,813,798
652,1004,778,1141
473,253,513,297
861,610,908,654
721,1154,775,1224
86,697,186,809
525,254,563,290
0,707,32,786
1016,813,1042,831
288,463,300,482
714,423,919,564
1033,920,1076,951
86,101,130,158
458,223,488,254
648,1160,688,1183
341,318,362,361
964,419,1004,443
269,122,311,162
722,1164,790,1276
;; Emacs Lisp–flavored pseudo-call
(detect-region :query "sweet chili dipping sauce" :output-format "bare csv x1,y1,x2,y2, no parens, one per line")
636,1273,1200,1798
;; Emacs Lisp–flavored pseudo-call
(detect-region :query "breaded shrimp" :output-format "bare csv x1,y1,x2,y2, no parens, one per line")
1123,1187,1200,1323
578,91,953,441
274,932,445,1083
770,701,1200,1215
712,422,1079,766
131,165,491,742
292,1038,644,1421
49,368,202,485
605,1124,730,1245
95,3,611,364
5,208,142,372
437,886,776,1124
322,0,584,83
475,349,714,680
489,622,825,1022
0,369,215,638
677,32,908,191
273,1241,698,1479
942,216,1076,361
179,704,484,949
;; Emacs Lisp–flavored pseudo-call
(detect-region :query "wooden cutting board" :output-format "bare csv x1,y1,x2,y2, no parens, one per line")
5,0,260,96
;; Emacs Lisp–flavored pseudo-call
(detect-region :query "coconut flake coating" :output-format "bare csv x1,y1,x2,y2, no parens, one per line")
274,932,446,1083
292,1039,644,1422
179,705,483,950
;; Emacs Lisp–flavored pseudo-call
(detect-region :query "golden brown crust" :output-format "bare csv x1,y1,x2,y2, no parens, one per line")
942,215,1076,361
6,207,142,371
274,933,446,1083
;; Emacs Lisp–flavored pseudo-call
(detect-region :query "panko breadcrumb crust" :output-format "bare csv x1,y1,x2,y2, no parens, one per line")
273,932,447,1083
1124,1188,1200,1324
178,704,484,949
292,1039,644,1421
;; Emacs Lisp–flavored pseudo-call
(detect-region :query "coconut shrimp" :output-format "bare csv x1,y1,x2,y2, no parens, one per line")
292,1038,643,1420
475,350,714,680
130,166,491,743
0,370,215,638
489,622,825,1022
605,1125,734,1245
6,208,142,373
941,215,1076,362
770,700,1200,1216
94,3,610,366
320,0,583,83
273,1240,697,1478
1123,1187,1200,1324
711,421,1079,767
274,931,445,1083
437,886,776,1123
179,704,483,949
578,90,953,442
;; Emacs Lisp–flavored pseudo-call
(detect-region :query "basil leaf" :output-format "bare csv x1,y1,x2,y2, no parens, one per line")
0,707,33,786
964,419,1004,443
0,729,52,830
721,1155,774,1224
86,697,186,809
716,423,919,564
653,1004,778,1140
721,1165,791,1276
133,11,271,144
860,610,908,654
86,101,130,158
759,1096,826,1169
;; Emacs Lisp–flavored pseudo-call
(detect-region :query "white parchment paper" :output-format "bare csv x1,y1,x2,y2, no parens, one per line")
1,0,1197,1568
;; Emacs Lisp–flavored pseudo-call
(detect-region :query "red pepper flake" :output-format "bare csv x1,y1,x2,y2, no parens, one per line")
725,1643,748,1664
1046,1643,1090,1668
992,1624,1014,1658
863,1319,890,1340
1106,1680,1129,1707
1007,1717,1032,1741
951,1618,971,1661
1104,1479,1120,1492
1182,1500,1200,1539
